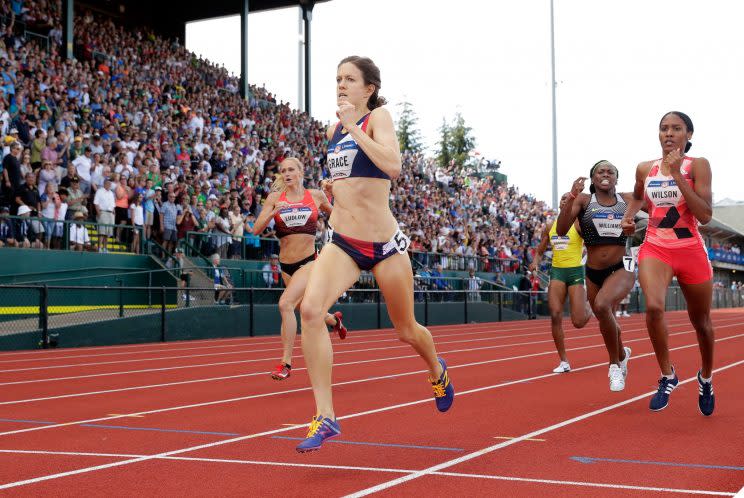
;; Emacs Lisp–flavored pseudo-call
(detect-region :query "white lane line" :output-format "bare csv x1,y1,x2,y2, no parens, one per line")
1,314,717,386
1,328,742,444
0,317,586,360
344,359,744,497
432,471,736,496
1,318,735,405
0,320,587,369
0,310,726,360
0,450,734,496
0,322,523,364
0,313,693,367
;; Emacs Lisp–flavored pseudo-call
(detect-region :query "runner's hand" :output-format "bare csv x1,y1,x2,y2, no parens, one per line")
664,148,684,176
570,177,588,198
336,99,357,130
620,217,635,236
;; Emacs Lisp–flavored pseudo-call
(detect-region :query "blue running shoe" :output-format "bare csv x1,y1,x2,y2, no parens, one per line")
296,415,341,453
649,370,679,411
431,357,454,412
697,370,715,417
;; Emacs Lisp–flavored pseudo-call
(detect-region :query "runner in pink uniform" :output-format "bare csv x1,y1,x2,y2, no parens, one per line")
622,111,715,415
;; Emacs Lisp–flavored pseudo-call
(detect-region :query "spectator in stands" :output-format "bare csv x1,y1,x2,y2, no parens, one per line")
65,176,87,220
466,268,482,302
129,192,144,254
69,211,92,251
173,248,193,302
93,176,115,252
160,190,179,254
430,263,450,301
15,172,40,216
0,205,18,247
210,253,233,304
262,253,281,288
16,204,43,248
518,270,533,316
2,141,22,211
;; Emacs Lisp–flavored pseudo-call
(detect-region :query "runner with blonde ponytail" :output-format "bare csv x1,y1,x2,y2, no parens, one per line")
251,157,348,381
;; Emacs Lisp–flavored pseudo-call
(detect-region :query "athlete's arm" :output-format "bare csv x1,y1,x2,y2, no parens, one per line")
555,177,587,236
675,156,712,224
529,227,550,272
251,192,283,235
621,162,650,235
346,107,402,179
311,189,333,216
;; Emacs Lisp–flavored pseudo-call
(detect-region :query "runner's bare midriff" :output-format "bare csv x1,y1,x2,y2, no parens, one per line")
329,177,398,241
279,234,316,264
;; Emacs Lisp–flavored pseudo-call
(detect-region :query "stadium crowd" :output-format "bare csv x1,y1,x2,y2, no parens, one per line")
0,0,553,275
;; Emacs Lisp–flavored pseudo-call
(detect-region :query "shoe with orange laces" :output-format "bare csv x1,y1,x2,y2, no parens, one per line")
270,363,291,380
431,357,454,412
332,311,347,340
296,415,341,453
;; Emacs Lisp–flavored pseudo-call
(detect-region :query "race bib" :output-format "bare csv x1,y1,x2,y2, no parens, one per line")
550,235,570,251
382,229,410,255
591,212,622,238
646,179,682,208
278,206,312,227
327,136,357,180
623,245,640,272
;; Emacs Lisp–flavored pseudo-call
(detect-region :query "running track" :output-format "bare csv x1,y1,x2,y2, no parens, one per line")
0,310,743,496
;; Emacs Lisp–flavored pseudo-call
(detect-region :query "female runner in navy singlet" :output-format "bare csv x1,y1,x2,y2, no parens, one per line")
556,161,634,392
251,158,347,381
295,56,454,453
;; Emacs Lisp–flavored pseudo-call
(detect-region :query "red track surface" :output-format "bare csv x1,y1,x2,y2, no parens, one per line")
0,310,743,496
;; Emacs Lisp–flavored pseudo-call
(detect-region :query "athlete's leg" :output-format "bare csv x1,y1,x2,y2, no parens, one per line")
587,269,634,364
277,266,310,366
638,257,675,375
679,279,715,378
547,279,569,362
567,282,592,329
299,244,361,419
372,253,441,379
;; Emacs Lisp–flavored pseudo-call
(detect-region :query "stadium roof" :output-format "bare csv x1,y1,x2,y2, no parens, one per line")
84,0,331,41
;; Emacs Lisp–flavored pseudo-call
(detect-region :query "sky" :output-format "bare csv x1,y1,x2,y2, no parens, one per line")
186,0,744,207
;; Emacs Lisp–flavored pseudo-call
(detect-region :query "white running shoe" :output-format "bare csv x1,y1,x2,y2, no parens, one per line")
615,310,622,317
622,312,631,317
609,364,625,391
620,347,631,378
552,361,570,373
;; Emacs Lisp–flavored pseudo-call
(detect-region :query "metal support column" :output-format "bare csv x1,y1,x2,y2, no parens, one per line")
62,0,73,60
239,0,250,99
301,0,315,115
549,0,558,209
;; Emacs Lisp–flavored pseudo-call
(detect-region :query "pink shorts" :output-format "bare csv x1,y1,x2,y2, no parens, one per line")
638,241,712,285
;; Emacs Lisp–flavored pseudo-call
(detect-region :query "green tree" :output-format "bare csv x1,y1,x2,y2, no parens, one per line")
448,112,477,170
396,101,423,153
436,118,452,169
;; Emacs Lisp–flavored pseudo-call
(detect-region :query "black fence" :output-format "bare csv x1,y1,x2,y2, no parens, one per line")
0,284,741,351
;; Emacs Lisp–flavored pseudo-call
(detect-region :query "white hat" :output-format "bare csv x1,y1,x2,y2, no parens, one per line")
17,205,31,215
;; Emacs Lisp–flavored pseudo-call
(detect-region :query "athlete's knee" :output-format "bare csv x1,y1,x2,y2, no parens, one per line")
591,297,613,317
299,298,324,325
278,294,297,314
549,308,563,324
645,300,665,320
571,315,588,329
689,313,713,335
